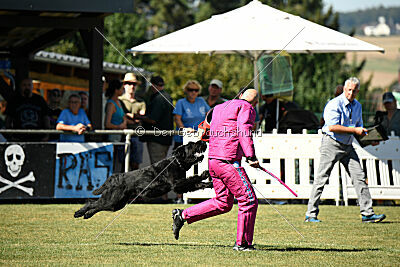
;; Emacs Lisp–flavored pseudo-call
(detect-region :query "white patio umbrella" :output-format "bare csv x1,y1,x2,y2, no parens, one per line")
128,0,383,56
128,0,384,127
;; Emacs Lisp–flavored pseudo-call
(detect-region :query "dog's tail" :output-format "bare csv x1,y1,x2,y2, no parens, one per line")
92,177,110,195
92,185,105,195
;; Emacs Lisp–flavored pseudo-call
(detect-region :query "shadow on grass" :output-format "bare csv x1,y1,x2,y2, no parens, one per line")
116,242,378,252
256,245,379,252
117,242,230,249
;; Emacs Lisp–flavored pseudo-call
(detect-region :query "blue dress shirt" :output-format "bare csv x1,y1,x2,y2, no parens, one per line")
322,93,363,145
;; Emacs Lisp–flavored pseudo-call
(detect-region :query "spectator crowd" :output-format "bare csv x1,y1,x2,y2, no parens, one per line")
0,73,399,196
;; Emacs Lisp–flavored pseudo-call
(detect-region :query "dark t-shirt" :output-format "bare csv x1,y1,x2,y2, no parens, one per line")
48,107,62,141
202,96,227,108
48,107,62,129
259,100,298,133
141,90,173,146
5,94,49,141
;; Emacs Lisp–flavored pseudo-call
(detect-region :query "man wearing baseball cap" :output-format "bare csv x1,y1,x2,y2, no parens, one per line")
203,79,227,108
380,92,400,136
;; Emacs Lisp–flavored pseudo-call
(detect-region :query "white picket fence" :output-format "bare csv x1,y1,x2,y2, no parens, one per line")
184,130,400,205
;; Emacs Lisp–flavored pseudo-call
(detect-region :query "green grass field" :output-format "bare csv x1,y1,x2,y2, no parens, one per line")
0,204,399,266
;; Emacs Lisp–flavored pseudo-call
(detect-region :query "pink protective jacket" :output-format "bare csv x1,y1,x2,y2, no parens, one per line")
208,99,256,161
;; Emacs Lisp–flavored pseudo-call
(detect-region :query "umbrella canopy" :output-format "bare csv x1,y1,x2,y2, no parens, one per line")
128,0,384,130
128,0,384,56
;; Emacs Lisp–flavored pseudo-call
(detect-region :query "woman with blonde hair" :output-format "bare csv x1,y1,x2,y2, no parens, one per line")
173,80,210,203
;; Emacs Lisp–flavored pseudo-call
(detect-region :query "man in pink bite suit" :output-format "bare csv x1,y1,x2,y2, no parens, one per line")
172,88,260,251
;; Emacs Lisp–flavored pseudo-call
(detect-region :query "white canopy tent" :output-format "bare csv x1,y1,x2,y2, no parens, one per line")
128,0,383,55
128,0,384,128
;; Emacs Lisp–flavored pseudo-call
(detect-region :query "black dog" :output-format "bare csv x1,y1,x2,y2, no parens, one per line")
74,141,212,219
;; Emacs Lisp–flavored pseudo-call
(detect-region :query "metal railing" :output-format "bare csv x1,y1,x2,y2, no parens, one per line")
0,129,185,172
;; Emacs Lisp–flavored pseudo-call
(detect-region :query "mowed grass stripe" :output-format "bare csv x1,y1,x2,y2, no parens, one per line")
0,204,399,265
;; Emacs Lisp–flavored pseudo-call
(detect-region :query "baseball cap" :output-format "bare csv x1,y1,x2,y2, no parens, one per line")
209,79,223,89
382,92,395,103
150,76,164,86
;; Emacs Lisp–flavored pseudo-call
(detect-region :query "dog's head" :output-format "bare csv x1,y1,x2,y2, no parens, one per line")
172,140,207,170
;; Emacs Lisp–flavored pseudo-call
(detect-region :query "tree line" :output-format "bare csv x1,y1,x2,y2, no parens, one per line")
339,6,400,35
47,0,369,117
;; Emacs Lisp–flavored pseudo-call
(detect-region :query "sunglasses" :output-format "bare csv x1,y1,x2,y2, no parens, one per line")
187,88,199,92
124,82,137,86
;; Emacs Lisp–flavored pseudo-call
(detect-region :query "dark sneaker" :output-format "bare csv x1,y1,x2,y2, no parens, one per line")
305,216,321,222
172,209,185,240
362,214,386,223
233,242,256,251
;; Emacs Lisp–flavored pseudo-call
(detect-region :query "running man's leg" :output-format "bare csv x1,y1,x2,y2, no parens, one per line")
228,162,258,246
183,159,234,223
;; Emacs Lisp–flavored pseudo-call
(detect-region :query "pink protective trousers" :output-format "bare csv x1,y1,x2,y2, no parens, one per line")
182,158,258,246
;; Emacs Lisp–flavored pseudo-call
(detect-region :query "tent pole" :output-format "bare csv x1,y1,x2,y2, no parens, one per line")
253,57,263,131
253,58,258,93
276,98,279,130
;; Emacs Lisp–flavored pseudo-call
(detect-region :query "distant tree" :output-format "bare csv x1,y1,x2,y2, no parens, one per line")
150,54,253,101
45,32,87,57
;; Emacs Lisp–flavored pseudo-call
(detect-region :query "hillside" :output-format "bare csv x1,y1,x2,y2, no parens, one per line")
346,35,400,89
338,6,400,35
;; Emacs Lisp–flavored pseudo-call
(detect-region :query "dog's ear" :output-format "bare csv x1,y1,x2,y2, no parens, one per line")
172,144,185,158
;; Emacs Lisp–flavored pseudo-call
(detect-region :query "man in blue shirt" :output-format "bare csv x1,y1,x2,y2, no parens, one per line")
56,94,92,142
305,77,385,223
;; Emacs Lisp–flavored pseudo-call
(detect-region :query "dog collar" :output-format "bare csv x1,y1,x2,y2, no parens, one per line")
174,156,184,169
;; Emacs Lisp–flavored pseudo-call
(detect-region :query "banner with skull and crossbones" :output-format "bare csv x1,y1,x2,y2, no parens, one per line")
0,143,112,199
0,145,35,196
0,144,56,198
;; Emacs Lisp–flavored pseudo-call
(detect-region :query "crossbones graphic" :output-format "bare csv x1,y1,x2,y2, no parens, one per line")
0,171,35,196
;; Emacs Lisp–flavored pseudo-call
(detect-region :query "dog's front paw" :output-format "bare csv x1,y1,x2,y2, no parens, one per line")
204,181,213,188
74,210,84,218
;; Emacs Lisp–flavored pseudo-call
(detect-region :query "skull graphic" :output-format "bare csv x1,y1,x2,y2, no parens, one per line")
4,145,25,177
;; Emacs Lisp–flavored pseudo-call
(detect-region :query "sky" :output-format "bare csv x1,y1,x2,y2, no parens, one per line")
323,0,400,13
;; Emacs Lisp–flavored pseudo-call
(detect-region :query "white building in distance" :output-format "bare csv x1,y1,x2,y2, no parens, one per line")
364,16,391,36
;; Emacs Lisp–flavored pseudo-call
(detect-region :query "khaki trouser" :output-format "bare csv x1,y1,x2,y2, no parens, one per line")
306,135,374,218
